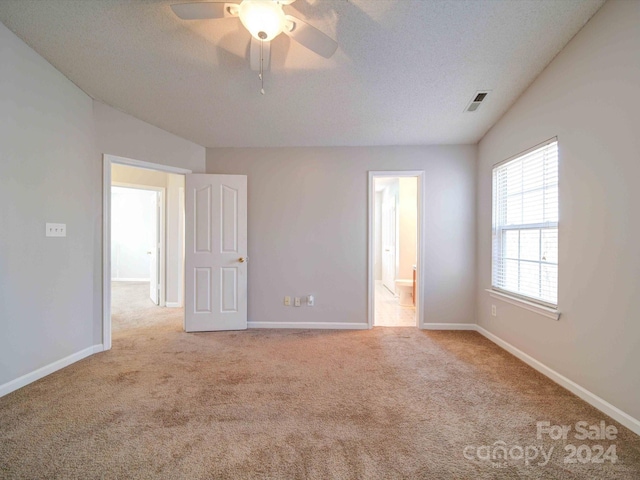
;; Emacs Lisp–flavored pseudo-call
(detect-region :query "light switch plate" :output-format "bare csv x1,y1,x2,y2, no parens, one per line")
46,223,66,237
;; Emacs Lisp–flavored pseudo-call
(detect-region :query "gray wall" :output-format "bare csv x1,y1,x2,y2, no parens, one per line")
207,146,477,327
94,101,205,173
0,21,99,385
0,21,206,389
476,0,640,421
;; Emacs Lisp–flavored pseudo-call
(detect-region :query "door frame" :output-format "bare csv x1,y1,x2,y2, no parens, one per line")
368,171,425,329
111,182,165,305
102,155,191,351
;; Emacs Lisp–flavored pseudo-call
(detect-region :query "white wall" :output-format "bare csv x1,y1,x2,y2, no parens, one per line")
0,21,99,386
207,146,476,327
476,0,640,422
111,187,157,281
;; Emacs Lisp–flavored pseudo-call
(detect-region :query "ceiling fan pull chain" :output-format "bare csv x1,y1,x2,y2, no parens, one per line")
260,37,265,95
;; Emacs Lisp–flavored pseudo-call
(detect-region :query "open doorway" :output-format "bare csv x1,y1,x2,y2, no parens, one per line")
368,171,424,328
111,185,163,314
110,182,168,335
103,156,190,350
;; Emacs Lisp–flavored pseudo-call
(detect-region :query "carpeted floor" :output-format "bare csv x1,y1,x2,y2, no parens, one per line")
1,283,639,479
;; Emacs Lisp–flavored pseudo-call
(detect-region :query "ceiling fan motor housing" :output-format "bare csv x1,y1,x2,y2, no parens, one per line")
238,0,287,42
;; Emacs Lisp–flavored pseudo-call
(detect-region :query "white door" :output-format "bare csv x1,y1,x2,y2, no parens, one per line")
185,174,248,332
149,191,160,305
381,193,396,293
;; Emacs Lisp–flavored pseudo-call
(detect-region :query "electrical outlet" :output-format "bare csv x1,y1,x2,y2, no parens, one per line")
307,294,314,307
491,304,497,317
294,297,301,307
284,296,291,306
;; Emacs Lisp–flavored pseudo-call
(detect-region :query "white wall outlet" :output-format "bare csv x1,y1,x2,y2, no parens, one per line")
307,294,314,306
491,304,497,317
294,297,301,307
46,223,66,237
284,296,291,306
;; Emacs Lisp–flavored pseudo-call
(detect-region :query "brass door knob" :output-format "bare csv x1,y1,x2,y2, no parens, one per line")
239,257,246,263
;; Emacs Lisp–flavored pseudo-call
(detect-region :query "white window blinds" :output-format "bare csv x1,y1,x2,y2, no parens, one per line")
492,139,558,307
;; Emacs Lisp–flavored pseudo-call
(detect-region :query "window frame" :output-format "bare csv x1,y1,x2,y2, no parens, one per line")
491,138,559,310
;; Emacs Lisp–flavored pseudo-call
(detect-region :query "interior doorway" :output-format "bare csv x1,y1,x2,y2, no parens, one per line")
111,185,163,306
103,155,191,350
368,171,424,328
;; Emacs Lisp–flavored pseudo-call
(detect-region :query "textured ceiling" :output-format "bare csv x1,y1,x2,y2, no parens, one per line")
0,0,604,148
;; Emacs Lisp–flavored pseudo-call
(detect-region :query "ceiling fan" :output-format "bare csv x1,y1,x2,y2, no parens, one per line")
171,0,338,93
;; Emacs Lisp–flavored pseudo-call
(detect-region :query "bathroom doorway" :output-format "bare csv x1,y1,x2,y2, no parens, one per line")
368,172,424,328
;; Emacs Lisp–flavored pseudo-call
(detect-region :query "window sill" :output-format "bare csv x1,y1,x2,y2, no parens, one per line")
486,289,560,320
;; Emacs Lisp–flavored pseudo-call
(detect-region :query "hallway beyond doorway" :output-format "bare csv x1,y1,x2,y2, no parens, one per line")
111,281,182,333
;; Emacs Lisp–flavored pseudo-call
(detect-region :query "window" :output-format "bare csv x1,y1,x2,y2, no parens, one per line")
492,139,558,307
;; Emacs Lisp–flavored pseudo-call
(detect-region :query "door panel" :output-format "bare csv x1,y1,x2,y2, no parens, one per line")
221,185,238,252
194,267,212,312
221,267,238,312
195,186,212,252
185,174,247,332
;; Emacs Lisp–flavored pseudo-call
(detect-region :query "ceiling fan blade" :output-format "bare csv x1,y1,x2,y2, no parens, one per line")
250,37,271,72
284,15,337,59
171,2,237,20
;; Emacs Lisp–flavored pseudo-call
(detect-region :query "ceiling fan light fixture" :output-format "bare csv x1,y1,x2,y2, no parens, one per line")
238,0,286,42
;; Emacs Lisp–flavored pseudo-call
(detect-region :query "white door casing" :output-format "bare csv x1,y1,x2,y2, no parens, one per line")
149,191,160,305
185,174,248,332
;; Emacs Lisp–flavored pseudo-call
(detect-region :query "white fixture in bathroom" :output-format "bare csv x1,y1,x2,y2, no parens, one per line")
395,279,413,307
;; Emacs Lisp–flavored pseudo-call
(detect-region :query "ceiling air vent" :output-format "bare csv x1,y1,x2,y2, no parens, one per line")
465,91,490,112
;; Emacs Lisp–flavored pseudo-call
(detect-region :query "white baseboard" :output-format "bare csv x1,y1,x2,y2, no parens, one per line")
475,326,640,437
423,323,477,330
0,344,104,398
248,322,370,330
111,278,150,282
165,302,182,308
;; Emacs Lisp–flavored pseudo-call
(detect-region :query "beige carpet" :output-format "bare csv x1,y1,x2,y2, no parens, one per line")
1,283,639,479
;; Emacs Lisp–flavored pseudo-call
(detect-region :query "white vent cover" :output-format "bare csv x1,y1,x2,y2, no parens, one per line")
465,91,490,112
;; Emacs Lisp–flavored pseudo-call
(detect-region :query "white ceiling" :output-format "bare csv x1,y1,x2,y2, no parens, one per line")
0,0,604,148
